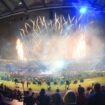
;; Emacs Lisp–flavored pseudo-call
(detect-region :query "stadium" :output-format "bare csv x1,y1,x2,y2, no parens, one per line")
0,0,105,105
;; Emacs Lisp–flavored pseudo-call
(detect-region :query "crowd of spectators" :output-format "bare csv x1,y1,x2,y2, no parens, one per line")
0,84,23,105
0,83,105,105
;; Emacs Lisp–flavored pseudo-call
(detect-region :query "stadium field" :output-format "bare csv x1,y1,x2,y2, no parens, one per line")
0,76,105,92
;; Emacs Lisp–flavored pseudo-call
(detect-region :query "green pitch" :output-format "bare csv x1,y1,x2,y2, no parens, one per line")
0,76,105,92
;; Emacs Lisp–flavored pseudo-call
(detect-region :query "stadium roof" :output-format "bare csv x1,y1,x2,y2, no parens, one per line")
0,0,105,19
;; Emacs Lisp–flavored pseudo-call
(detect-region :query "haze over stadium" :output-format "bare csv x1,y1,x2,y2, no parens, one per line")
14,14,105,76
0,0,105,77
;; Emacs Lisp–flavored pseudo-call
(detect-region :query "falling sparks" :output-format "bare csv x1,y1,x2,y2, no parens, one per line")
18,15,87,61
73,35,87,59
16,14,105,73
16,39,25,61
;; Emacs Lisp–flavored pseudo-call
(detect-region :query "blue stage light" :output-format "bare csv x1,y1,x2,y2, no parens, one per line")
80,7,87,14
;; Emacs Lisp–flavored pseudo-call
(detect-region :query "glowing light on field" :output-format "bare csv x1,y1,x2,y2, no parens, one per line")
52,60,65,70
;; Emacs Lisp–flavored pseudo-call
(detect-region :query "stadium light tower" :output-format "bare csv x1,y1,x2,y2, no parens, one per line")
80,7,87,14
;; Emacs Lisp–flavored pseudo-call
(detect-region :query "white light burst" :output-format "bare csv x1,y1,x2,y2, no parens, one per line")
16,39,25,61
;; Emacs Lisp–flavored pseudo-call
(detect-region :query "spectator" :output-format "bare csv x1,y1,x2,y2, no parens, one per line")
0,93,4,105
86,87,92,96
0,93,9,105
88,83,105,105
77,86,87,105
24,91,35,105
37,89,50,105
51,89,63,105
101,85,105,93
63,90,77,105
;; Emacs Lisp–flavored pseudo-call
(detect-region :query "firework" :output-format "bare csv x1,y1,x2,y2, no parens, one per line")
16,15,105,74
16,39,26,61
